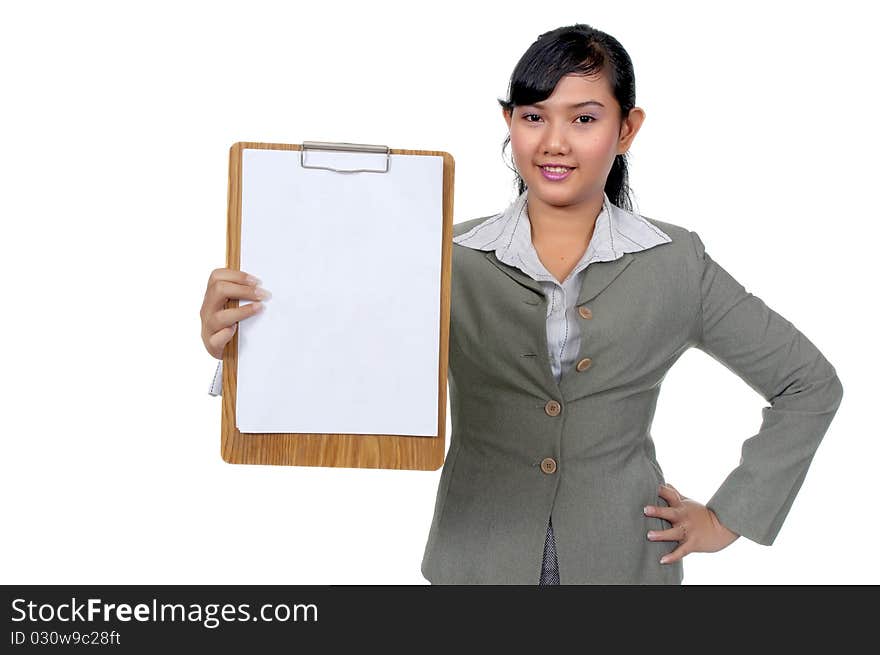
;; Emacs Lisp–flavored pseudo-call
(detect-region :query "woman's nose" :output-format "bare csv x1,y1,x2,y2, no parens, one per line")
541,124,571,155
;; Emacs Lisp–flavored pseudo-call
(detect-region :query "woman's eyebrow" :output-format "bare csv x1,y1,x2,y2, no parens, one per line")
529,100,605,109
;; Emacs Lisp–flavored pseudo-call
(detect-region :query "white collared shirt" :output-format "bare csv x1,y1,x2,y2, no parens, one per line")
451,188,672,383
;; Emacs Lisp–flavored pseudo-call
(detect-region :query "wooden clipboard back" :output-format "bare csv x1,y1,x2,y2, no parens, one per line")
220,141,454,471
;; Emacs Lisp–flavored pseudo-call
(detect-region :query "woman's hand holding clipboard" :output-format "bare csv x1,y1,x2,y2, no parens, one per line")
200,268,271,360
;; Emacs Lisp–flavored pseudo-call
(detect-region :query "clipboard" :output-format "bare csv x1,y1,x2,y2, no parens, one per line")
220,141,454,471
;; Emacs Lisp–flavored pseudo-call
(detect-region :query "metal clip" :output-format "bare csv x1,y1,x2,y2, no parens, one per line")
300,140,390,173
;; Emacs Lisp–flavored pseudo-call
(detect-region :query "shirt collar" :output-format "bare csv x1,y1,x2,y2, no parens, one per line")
452,188,672,283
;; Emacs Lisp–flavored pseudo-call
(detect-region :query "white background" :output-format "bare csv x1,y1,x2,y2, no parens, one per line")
2,0,877,585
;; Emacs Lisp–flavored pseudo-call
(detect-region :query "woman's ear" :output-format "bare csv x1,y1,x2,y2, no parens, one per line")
618,106,646,154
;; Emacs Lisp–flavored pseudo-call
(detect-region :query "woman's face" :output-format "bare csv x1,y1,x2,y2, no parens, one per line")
503,72,644,209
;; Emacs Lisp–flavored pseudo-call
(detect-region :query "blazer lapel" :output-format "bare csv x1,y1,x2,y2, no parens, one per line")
485,248,637,306
576,253,635,306
484,251,545,296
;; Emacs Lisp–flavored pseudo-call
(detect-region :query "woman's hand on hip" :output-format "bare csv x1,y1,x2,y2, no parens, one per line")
643,483,739,565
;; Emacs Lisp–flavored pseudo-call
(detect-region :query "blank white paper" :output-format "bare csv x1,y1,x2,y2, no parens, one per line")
235,147,444,436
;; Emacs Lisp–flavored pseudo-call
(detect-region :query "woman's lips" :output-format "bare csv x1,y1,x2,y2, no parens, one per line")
539,165,574,181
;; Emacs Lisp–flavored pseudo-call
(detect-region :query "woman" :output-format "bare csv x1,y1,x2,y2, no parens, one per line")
200,24,844,584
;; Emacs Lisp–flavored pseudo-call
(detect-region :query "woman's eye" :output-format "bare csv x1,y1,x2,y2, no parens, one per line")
522,114,595,124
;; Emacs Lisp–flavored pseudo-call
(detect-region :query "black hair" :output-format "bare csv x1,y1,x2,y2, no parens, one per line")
498,24,638,211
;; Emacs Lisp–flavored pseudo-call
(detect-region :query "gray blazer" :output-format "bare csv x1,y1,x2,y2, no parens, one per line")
420,205,844,585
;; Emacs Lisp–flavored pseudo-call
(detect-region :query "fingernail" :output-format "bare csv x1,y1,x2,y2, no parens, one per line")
253,302,263,312
246,274,261,285
254,287,271,300
643,506,651,515
660,556,668,564
647,531,654,540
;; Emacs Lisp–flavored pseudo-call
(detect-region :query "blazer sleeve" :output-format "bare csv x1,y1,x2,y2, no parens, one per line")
209,360,223,396
690,230,843,546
